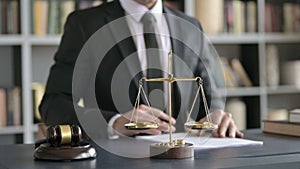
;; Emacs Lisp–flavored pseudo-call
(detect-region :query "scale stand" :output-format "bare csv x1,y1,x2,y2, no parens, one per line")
125,51,218,159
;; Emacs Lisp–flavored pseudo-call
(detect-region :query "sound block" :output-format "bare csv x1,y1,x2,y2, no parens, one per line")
34,142,97,161
150,142,194,159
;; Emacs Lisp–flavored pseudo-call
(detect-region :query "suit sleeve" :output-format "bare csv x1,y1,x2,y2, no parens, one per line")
39,12,86,125
193,19,225,120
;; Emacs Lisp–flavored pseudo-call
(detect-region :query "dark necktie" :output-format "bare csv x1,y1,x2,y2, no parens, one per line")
141,12,164,94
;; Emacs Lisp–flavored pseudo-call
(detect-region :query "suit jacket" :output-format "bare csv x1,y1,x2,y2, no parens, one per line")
39,0,223,129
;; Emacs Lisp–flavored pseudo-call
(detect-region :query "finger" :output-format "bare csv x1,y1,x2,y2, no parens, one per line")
139,104,149,111
218,113,232,138
236,130,244,138
228,122,236,138
197,130,205,136
140,129,162,135
149,107,176,125
210,109,225,124
212,129,219,137
158,121,176,132
198,116,207,123
157,121,169,131
135,109,157,122
170,125,176,132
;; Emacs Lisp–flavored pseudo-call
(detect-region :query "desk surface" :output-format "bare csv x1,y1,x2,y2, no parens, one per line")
0,129,299,169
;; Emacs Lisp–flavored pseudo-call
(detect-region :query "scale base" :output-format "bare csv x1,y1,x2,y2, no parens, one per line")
150,142,194,159
34,142,97,161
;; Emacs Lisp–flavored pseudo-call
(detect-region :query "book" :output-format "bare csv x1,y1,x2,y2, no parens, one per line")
6,0,20,34
225,99,246,130
266,45,279,87
264,3,273,32
48,0,60,35
220,57,238,88
225,1,234,33
0,0,3,34
0,88,7,127
33,0,49,36
195,0,224,34
230,58,252,87
280,60,300,87
267,109,288,121
232,0,245,34
245,1,257,33
283,3,294,33
7,87,21,126
32,83,45,123
289,109,300,123
263,120,300,137
264,2,282,32
265,2,300,33
60,0,75,34
0,0,7,34
294,4,300,32
0,87,21,127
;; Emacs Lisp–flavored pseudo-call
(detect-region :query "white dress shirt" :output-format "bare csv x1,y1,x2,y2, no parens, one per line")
119,0,171,75
108,0,172,138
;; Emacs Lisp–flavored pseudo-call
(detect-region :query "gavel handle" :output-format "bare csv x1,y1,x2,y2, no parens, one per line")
34,139,47,149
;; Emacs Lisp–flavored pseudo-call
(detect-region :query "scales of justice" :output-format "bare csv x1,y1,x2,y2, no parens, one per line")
124,50,218,159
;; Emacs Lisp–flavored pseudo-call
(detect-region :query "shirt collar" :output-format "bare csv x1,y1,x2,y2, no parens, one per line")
119,0,163,23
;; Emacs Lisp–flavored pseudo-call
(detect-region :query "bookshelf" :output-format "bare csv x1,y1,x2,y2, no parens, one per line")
0,0,299,144
188,0,300,129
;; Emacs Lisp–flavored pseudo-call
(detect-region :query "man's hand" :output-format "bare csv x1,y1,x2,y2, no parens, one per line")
198,109,244,138
113,104,176,136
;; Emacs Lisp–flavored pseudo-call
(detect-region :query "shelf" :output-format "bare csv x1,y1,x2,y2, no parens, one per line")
267,85,300,95
0,35,62,46
0,35,23,45
0,0,298,144
218,87,261,97
0,126,23,135
207,33,261,44
207,33,300,44
264,33,300,43
29,36,61,46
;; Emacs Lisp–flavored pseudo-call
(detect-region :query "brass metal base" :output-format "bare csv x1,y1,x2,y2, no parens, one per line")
34,142,97,161
150,142,194,159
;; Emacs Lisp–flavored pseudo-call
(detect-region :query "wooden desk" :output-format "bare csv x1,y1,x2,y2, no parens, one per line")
0,129,299,169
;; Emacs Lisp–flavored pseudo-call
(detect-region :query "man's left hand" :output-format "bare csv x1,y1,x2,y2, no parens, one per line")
198,109,244,138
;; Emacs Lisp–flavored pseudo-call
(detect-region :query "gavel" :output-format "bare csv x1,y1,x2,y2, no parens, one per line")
34,125,97,161
46,125,83,147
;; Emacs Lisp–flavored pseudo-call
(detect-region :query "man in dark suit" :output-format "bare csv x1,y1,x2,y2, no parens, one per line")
39,0,243,138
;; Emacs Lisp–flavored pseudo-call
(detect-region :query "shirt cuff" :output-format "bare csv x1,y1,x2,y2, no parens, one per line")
107,114,122,139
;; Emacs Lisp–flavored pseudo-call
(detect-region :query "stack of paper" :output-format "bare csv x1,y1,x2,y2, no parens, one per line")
136,133,263,150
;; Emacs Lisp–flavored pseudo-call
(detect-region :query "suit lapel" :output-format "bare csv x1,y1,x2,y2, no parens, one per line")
163,7,195,128
105,1,144,90
104,1,147,104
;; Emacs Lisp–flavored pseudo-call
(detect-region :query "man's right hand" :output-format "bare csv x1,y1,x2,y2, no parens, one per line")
113,104,176,136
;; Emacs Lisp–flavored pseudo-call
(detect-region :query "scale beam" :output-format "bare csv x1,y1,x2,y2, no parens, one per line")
124,50,218,159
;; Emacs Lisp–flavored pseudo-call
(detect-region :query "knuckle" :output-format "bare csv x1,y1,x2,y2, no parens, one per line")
215,109,224,115
225,112,232,118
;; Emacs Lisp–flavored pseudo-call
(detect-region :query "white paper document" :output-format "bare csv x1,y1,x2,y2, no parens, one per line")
136,133,263,150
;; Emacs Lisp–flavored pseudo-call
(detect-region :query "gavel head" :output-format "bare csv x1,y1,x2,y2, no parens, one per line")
46,125,82,147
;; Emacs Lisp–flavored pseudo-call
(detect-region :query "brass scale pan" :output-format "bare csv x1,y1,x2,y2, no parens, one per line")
125,122,218,130
124,51,218,131
125,122,158,130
